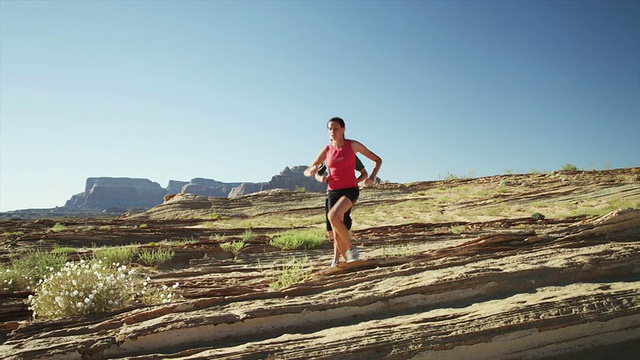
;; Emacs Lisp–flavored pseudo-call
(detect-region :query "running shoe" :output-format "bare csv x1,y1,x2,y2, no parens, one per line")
346,247,360,262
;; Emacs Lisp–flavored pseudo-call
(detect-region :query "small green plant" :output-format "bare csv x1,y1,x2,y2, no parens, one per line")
269,256,312,290
93,246,138,265
561,163,578,171
138,248,175,268
242,229,256,241
51,246,78,254
294,186,306,192
269,230,326,250
220,241,247,257
139,223,148,229
531,212,546,220
48,223,68,233
99,225,113,231
450,225,466,235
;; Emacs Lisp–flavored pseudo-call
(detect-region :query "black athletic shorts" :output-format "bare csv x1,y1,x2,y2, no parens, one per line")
326,187,360,231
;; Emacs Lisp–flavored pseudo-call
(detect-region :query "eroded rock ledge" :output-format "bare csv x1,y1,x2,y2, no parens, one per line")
1,209,638,359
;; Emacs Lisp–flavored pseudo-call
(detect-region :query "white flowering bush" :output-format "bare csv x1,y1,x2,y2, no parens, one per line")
28,259,180,319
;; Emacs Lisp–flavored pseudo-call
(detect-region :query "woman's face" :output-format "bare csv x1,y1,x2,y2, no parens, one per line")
328,121,344,142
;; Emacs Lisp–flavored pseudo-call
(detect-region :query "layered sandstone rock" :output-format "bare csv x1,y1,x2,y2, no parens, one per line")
0,209,638,359
1,169,639,359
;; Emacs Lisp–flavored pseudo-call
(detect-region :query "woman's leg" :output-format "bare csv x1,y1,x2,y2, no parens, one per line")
328,196,354,260
327,230,341,263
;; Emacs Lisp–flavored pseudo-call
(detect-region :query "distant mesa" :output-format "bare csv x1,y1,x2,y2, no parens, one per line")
64,177,167,210
0,165,374,218
60,166,328,214
228,166,327,198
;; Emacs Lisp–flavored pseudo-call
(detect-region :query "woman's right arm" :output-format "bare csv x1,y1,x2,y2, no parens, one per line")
305,147,328,176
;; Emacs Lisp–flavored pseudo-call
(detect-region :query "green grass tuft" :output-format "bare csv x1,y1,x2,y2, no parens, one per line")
269,256,312,290
269,229,326,250
138,248,175,268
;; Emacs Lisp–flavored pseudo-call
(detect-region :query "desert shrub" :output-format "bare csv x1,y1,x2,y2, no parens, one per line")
242,229,256,241
561,163,578,171
1,251,67,292
138,248,175,267
51,246,79,254
269,256,312,290
450,225,466,235
220,240,247,257
28,260,136,319
531,212,546,220
269,230,325,250
48,223,67,233
27,259,180,319
93,246,138,265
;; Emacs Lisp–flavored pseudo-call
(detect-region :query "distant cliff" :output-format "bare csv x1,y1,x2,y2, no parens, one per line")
64,178,167,210
228,166,327,197
59,166,329,213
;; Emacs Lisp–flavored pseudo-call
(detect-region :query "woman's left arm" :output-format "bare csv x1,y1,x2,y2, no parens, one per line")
351,140,382,185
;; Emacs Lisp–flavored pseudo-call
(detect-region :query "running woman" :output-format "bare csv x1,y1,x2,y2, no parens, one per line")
306,117,382,262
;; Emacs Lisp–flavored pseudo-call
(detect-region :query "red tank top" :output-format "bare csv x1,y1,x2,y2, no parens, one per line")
326,140,358,190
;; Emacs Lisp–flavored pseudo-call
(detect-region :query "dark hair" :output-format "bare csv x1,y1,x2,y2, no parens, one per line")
327,117,345,128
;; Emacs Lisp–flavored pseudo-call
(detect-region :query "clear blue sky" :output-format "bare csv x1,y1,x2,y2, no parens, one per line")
1,0,639,212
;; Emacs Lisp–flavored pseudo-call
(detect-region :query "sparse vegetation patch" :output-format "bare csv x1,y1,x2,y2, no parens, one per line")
220,240,247,257
379,244,419,258
48,223,67,233
138,248,175,268
1,251,67,292
269,229,326,250
242,229,256,241
94,246,138,265
269,256,312,290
